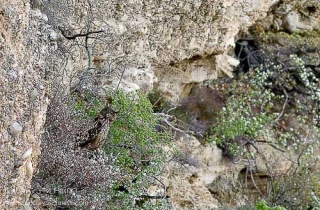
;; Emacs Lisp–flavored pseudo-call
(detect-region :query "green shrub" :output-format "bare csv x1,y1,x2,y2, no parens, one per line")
32,90,171,209
255,200,286,210
105,90,171,209
208,72,277,158
208,48,320,208
72,93,104,118
208,50,320,158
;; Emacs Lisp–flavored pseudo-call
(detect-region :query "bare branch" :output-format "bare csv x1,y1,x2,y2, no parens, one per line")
275,88,289,123
58,27,105,40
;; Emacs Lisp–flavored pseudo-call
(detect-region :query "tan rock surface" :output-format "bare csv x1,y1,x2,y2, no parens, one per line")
1,0,320,209
0,1,51,209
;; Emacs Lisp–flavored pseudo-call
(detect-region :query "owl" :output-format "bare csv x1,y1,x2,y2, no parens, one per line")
78,97,118,150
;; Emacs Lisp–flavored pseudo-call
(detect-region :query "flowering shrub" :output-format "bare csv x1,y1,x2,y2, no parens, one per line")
105,90,171,209
209,49,320,157
208,47,320,208
32,91,171,209
208,72,276,158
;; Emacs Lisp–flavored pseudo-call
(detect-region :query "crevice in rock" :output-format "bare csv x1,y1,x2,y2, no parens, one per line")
235,38,261,74
306,6,317,14
237,168,270,202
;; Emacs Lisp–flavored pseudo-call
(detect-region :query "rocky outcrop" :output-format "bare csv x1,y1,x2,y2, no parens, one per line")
1,0,320,209
40,0,280,102
0,1,53,209
0,1,85,209
259,0,320,33
160,132,313,209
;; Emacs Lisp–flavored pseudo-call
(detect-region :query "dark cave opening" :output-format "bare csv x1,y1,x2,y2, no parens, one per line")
234,39,261,73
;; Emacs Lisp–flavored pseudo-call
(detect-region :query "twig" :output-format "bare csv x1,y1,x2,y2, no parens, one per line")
159,118,185,133
116,63,127,92
246,153,264,197
58,27,105,40
167,105,178,114
275,88,288,122
152,95,164,108
139,195,170,199
255,140,287,153
150,176,168,199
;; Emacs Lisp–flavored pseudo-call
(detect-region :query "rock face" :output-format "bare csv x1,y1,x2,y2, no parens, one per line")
162,133,310,209
40,0,279,102
161,135,226,209
1,0,320,209
172,85,226,135
264,0,320,33
0,1,84,209
0,1,52,209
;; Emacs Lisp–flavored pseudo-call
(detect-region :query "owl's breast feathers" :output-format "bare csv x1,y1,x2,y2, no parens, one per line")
78,98,118,150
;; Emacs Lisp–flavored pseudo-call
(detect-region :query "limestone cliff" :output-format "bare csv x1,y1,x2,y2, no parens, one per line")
0,1,51,209
1,0,319,209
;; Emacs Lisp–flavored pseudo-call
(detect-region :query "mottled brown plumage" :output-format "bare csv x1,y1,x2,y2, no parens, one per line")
79,97,118,150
